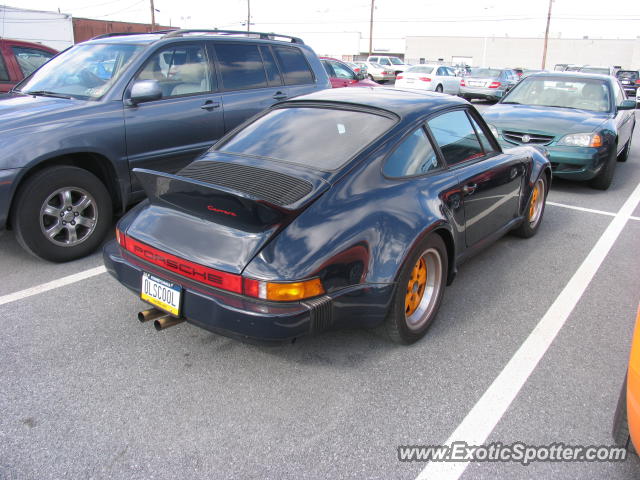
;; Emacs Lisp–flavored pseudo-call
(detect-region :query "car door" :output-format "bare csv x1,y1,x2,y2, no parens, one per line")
124,41,224,190
445,67,460,94
427,108,524,247
213,42,290,133
271,45,316,98
613,80,634,150
328,60,358,87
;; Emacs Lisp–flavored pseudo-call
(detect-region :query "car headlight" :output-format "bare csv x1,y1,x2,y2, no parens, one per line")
488,124,499,138
557,132,602,147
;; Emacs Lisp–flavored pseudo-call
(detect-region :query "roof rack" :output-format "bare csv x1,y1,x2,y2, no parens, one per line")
91,30,175,40
162,29,304,44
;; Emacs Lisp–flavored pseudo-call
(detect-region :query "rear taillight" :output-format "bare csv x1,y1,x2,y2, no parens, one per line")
396,75,404,80
419,77,432,82
489,81,501,89
119,231,325,301
636,79,640,85
460,78,466,86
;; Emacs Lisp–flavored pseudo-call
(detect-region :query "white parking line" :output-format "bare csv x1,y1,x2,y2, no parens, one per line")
416,181,640,480
0,266,106,307
547,201,640,221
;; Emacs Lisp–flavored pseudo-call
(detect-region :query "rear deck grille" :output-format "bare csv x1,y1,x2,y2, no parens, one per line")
503,131,554,146
178,161,313,207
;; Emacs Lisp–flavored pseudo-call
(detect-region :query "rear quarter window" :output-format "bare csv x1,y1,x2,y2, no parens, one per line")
273,46,314,85
0,54,8,81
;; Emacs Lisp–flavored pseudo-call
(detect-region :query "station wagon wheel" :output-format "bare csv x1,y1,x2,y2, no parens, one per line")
11,166,113,262
385,234,448,344
513,174,547,238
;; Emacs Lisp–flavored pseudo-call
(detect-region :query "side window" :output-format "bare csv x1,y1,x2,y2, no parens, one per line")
259,46,282,86
321,60,335,77
380,58,391,66
11,46,54,77
468,114,495,154
215,43,266,90
436,67,444,76
0,54,8,81
427,110,485,165
613,81,626,104
330,61,356,80
136,43,211,98
446,67,456,76
273,46,314,85
384,127,441,177
369,57,378,63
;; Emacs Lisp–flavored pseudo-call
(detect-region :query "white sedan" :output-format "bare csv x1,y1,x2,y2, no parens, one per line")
395,64,460,94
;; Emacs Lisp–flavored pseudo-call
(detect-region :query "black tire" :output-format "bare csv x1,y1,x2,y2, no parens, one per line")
590,147,617,190
612,376,636,454
385,234,448,345
513,174,547,238
11,166,113,262
618,132,633,162
368,74,374,81
435,84,443,93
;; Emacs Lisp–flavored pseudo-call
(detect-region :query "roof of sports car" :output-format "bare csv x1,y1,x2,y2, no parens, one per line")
283,87,468,117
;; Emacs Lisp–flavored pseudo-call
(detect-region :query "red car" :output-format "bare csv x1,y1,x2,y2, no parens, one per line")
319,57,379,88
0,39,58,93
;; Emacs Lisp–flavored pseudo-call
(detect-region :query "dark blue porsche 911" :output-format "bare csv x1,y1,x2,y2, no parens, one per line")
104,88,551,344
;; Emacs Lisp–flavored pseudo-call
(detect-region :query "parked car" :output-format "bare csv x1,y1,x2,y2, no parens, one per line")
352,61,368,75
616,70,639,99
0,29,330,262
358,61,395,83
613,305,640,454
320,57,378,88
344,61,363,74
366,55,410,75
0,38,57,93
459,68,519,102
395,64,459,94
104,87,550,344
483,72,635,190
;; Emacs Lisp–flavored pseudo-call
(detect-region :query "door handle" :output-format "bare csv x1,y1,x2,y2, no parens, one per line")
462,183,477,196
201,100,220,110
273,92,287,100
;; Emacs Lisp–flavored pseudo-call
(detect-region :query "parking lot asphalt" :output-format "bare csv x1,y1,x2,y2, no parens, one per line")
1,107,639,480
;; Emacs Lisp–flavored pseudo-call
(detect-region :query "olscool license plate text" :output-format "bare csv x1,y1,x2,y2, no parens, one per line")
141,273,181,316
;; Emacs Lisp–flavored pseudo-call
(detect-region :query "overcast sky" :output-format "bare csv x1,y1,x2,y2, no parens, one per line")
2,0,640,39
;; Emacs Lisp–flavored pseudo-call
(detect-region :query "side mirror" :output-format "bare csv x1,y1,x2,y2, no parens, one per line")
128,80,162,105
356,72,365,81
618,99,636,110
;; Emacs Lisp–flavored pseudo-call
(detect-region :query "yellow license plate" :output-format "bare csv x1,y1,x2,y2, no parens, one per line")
141,272,182,316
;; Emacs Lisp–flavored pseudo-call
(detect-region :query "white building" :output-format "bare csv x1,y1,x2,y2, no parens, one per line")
0,5,74,50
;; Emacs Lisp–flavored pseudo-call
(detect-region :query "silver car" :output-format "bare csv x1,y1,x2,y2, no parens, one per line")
459,68,519,102
358,61,396,83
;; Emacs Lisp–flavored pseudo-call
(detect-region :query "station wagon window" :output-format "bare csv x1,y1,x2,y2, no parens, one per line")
427,110,485,165
215,43,267,90
11,46,54,77
136,44,211,98
0,54,8,81
259,46,282,86
217,107,395,170
273,46,314,85
383,127,441,177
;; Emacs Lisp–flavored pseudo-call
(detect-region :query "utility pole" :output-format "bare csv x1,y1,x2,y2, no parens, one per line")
247,0,251,32
150,0,156,31
541,0,553,69
368,0,374,57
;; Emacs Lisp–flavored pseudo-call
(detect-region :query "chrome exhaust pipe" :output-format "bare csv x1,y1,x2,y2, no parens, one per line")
138,308,166,323
154,316,184,331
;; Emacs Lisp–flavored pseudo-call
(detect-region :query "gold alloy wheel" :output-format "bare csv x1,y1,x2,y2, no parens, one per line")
403,247,443,331
528,178,545,227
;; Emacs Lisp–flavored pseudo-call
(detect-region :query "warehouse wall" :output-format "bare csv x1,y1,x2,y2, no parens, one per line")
0,5,73,50
406,35,640,69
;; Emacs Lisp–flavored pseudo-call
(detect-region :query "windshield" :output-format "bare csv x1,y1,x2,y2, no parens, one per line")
617,70,638,81
16,43,144,100
407,66,435,74
470,68,501,78
217,107,396,170
503,77,611,112
390,57,404,65
580,67,609,75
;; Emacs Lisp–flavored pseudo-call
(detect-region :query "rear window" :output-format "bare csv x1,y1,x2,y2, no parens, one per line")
217,107,395,170
273,46,314,85
407,66,435,74
580,67,609,75
470,68,501,78
617,70,638,82
215,43,267,90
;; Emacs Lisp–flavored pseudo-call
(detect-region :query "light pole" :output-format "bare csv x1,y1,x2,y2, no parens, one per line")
247,0,251,32
541,0,553,69
368,0,375,57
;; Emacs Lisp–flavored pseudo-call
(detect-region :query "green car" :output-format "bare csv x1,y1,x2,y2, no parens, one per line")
482,72,635,190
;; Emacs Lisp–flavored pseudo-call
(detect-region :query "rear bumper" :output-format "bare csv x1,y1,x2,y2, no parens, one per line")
0,168,21,230
103,241,393,341
459,86,504,100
